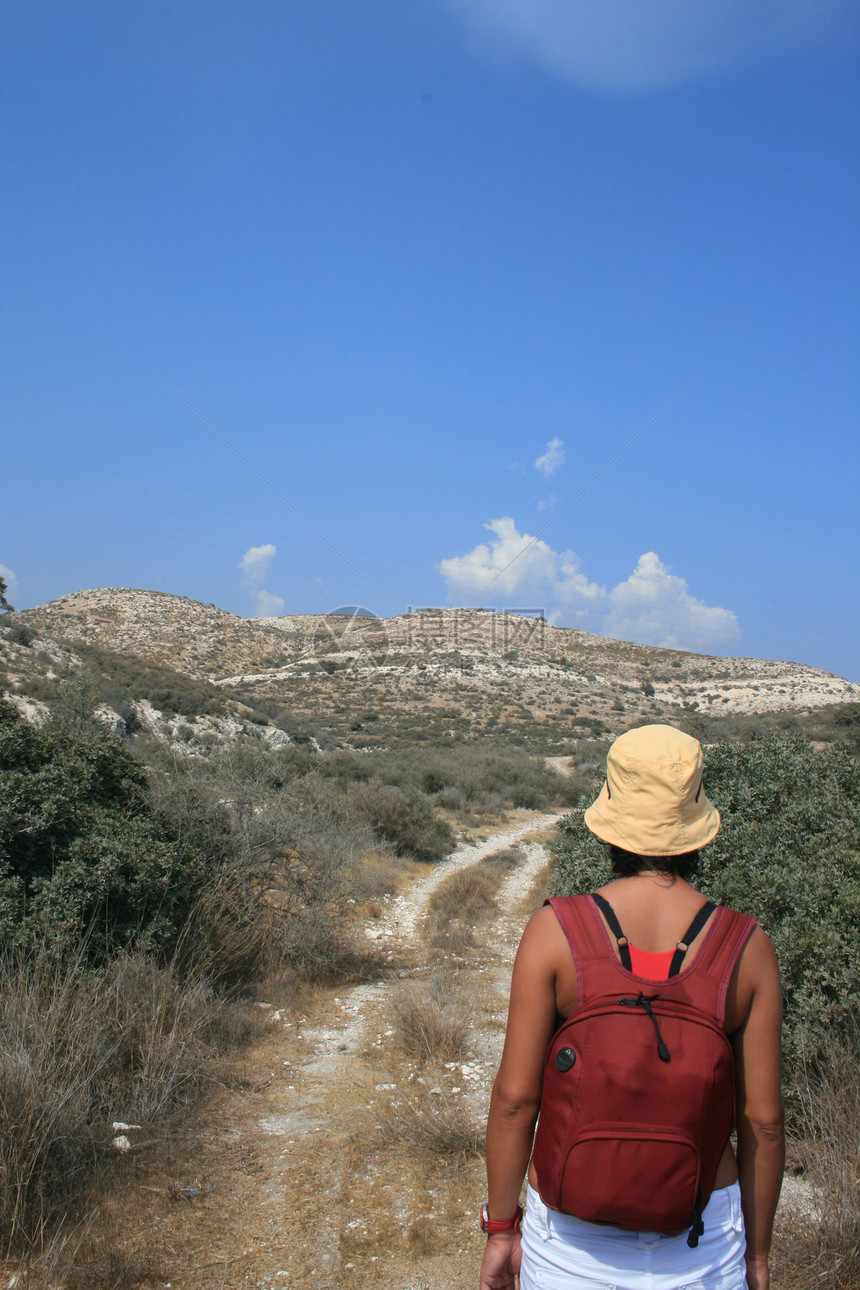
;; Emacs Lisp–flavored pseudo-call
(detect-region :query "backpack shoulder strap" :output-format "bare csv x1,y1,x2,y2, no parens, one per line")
690,906,758,1025
544,894,628,1004
590,891,632,971
668,901,717,977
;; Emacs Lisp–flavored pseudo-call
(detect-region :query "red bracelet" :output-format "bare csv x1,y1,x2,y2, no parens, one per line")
480,1203,523,1234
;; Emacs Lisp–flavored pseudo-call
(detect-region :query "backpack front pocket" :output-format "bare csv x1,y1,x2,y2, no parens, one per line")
556,1124,700,1235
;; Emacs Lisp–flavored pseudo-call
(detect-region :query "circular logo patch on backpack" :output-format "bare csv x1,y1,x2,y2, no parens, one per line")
555,1047,576,1072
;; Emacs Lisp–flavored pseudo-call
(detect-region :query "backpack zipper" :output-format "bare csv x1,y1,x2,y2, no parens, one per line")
618,992,671,1062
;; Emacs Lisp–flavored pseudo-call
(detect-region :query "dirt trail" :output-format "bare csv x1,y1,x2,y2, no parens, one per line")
48,796,809,1290
113,812,559,1290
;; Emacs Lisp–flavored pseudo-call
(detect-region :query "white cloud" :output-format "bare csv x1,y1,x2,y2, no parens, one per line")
535,438,565,478
238,545,284,617
447,0,853,93
239,543,276,584
439,517,604,612
251,589,286,617
440,517,556,598
604,551,740,650
555,554,606,613
440,522,739,651
0,564,19,606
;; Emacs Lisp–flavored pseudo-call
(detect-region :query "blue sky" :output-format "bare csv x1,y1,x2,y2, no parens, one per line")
2,0,858,679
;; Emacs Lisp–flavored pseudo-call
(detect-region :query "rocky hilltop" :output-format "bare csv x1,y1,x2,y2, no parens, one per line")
20,588,289,678
13,589,859,747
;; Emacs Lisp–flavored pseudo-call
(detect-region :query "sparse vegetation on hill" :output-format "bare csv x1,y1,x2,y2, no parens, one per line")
13,590,859,755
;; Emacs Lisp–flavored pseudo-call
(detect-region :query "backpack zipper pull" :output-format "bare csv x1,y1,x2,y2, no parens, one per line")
618,993,671,1062
687,1193,705,1247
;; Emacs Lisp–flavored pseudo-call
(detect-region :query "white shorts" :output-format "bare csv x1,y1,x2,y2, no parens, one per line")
519,1182,746,1290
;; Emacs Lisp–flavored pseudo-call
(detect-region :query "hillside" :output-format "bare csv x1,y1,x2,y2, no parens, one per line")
19,587,288,678
13,588,860,748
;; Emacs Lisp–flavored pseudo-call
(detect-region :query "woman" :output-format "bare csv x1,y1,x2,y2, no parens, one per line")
480,725,783,1290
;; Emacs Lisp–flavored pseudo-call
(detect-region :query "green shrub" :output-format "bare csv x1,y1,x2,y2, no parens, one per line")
57,640,229,720
0,700,208,964
1,619,38,648
348,780,453,862
699,738,860,1076
325,745,578,812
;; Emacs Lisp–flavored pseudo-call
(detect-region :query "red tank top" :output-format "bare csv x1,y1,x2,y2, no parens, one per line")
628,944,675,979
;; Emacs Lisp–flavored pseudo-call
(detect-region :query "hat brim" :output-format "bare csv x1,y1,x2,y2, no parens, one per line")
584,780,721,855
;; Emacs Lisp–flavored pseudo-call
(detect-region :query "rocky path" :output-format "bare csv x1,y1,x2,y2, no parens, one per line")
109,812,559,1290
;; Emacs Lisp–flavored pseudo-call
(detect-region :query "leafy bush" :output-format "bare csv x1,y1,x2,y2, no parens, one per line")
348,780,453,861
549,737,860,1080
321,744,579,811
1,619,38,648
700,738,860,1075
0,699,208,963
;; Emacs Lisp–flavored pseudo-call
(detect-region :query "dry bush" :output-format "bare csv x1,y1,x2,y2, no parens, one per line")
773,1034,860,1289
0,953,108,1248
387,975,468,1062
424,867,498,952
369,1082,482,1160
185,774,387,985
2,1212,167,1290
102,953,257,1118
482,845,525,873
0,947,251,1250
350,850,403,908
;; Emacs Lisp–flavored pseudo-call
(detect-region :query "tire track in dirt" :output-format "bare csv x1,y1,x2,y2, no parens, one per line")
258,815,559,1288
276,814,562,1289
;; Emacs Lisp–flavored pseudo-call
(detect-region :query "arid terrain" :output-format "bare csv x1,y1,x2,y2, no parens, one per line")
2,589,855,1289
17,807,819,1290
77,814,558,1290
13,588,860,751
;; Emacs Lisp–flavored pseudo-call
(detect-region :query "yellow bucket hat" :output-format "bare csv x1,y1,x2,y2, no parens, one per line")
584,724,721,856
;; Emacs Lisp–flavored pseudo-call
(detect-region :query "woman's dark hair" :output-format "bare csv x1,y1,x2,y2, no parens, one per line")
608,845,699,881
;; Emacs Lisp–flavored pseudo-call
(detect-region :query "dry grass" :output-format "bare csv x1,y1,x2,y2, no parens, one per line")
351,849,404,912
368,1082,483,1160
423,845,528,955
481,844,526,872
386,974,468,1063
773,1034,860,1289
424,867,498,952
407,1216,436,1256
0,948,257,1255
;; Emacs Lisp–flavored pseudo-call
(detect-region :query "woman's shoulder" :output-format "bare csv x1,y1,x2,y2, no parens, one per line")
515,903,576,966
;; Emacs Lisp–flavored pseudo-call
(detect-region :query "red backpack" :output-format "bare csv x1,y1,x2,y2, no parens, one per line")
531,893,756,1245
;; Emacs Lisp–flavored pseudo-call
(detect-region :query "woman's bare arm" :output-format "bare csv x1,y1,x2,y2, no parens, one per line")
731,928,784,1290
480,907,564,1290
